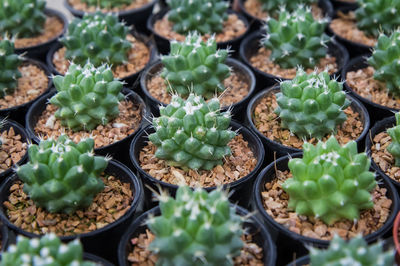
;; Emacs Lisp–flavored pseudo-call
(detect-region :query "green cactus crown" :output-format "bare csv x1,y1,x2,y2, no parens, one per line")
283,136,376,225
0,0,46,38
81,0,131,8
60,11,132,67
1,234,95,266
0,39,22,98
147,186,243,266
148,94,235,171
258,0,317,17
49,62,124,132
16,135,108,214
166,0,229,35
161,32,231,99
262,6,330,69
310,234,394,266
387,112,400,167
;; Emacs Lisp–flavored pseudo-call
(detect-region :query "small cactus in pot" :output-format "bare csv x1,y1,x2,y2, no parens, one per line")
257,0,317,18
81,0,132,8
0,39,22,98
387,112,400,167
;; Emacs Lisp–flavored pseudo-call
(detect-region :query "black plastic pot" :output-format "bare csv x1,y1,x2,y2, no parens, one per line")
253,153,400,265
118,205,277,266
239,31,349,91
0,159,143,265
83,253,114,266
129,120,265,209
147,8,250,55
342,56,397,126
0,222,9,254
246,86,370,162
330,0,358,10
139,58,256,122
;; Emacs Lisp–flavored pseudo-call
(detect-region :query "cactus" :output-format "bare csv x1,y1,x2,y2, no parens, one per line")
261,6,330,69
49,62,124,132
386,112,400,167
166,0,229,35
161,32,231,99
81,0,131,8
16,135,107,214
147,186,243,266
310,234,394,266
282,136,376,225
60,12,132,67
274,69,350,139
1,234,95,266
148,94,235,171
355,0,400,37
0,39,22,98
258,0,317,17
0,0,46,38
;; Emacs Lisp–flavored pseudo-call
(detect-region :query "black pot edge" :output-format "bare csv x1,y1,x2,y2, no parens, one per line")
83,253,114,266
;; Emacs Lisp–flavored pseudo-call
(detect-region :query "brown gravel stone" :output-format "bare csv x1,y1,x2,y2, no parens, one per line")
261,170,392,240
68,0,151,12
4,175,133,236
139,135,257,187
0,127,27,173
252,91,364,149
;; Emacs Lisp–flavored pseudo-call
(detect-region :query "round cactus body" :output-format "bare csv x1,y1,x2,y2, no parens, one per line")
258,0,316,17
17,135,107,214
274,69,350,139
161,33,231,99
148,186,244,266
387,113,400,166
148,94,235,171
81,0,131,8
283,136,376,225
0,39,22,98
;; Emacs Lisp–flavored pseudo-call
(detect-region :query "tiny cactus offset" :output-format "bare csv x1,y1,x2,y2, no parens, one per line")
81,0,131,8
257,0,316,17
387,112,400,166
0,39,22,98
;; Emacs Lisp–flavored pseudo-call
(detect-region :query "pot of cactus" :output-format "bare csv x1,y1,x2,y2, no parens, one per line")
0,0,68,61
0,135,144,264
239,5,348,90
253,137,399,265
25,62,147,166
147,0,250,55
130,94,264,208
140,33,255,122
46,11,156,86
246,69,370,162
118,185,277,266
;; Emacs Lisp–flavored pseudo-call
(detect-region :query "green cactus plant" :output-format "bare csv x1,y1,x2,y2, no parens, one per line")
60,11,132,67
262,6,330,69
81,0,131,8
16,135,108,214
49,62,124,132
282,136,376,225
147,186,243,266
258,0,317,17
274,69,350,139
309,234,394,266
0,0,46,38
386,112,400,167
0,39,22,98
166,0,229,35
148,94,235,171
1,234,95,266
161,32,231,99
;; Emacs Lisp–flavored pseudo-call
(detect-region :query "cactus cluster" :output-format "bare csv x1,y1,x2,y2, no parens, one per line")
0,0,46,38
148,94,235,171
1,234,95,266
310,234,394,266
258,0,317,17
16,135,107,214
161,33,231,99
387,112,400,166
60,12,132,67
166,0,229,35
0,39,22,98
50,62,124,132
283,136,376,225
275,69,350,139
262,6,330,69
81,0,131,8
147,186,243,266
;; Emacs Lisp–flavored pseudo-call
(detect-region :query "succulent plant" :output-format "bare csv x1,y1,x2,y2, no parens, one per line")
60,12,132,67
1,234,95,266
0,0,46,38
261,6,330,69
283,136,376,225
148,94,235,170
355,0,400,37
310,234,394,266
16,135,108,214
161,32,231,99
0,39,22,98
166,0,229,35
386,112,400,167
147,186,243,266
258,0,317,17
81,0,131,8
49,62,124,132
274,69,350,139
